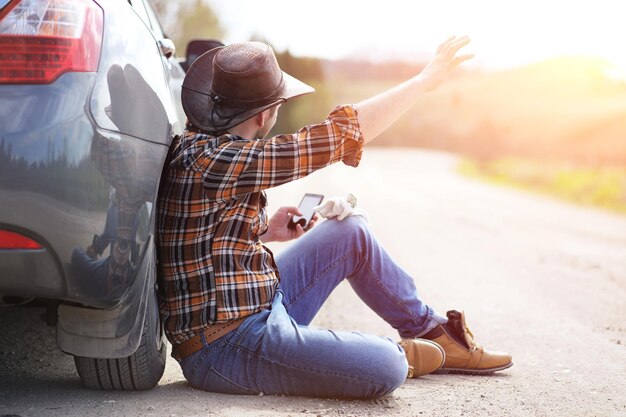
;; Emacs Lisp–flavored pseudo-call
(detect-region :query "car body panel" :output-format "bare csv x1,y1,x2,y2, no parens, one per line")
88,1,181,144
0,0,185,357
0,73,108,304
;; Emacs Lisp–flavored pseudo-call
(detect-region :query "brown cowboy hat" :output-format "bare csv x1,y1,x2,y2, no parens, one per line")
181,42,315,133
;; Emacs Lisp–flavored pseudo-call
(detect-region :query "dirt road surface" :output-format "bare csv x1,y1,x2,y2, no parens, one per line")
1,148,624,417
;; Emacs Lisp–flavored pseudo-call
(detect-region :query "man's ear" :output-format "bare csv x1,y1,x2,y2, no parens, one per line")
255,110,267,128
256,108,274,129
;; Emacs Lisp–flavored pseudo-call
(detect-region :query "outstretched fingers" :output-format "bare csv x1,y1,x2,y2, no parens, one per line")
437,35,457,53
452,53,474,67
449,36,471,54
440,35,471,59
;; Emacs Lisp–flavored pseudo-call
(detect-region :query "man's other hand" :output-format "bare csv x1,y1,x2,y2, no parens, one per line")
263,206,319,243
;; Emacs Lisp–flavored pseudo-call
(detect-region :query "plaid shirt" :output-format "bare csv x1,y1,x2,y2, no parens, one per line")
157,105,364,344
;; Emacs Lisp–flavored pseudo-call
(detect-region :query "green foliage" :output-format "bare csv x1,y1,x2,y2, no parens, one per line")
459,157,626,214
270,51,331,135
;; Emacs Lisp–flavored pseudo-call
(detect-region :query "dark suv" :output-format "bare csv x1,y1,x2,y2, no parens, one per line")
0,0,206,390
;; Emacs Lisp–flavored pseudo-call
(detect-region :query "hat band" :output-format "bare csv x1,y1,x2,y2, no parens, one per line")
209,74,285,109
207,100,276,132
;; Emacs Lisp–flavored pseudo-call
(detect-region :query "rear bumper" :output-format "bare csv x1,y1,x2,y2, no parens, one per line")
0,245,64,299
0,184,103,303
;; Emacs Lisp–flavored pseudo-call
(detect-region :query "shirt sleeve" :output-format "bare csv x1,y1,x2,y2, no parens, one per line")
196,105,364,201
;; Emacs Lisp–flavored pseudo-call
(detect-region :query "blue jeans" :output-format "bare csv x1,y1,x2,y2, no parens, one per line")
178,216,446,398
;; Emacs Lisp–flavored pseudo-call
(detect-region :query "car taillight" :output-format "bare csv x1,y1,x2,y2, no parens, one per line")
0,230,43,249
0,0,103,84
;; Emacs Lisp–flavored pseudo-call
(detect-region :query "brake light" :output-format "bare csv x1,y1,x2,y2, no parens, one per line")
0,230,43,249
0,0,103,84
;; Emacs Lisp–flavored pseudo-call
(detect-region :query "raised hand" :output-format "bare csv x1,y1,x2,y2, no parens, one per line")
419,36,473,91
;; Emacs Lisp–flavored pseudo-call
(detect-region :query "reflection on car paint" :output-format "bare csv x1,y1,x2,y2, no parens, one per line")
89,3,179,142
0,0,186,367
71,64,169,302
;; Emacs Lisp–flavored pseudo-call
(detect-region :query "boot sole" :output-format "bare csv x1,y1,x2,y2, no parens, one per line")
435,361,513,375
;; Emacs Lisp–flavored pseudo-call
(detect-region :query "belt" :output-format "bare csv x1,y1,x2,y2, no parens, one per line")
171,317,246,361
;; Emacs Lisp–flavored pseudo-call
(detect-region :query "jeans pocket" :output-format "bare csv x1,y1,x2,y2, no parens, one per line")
180,339,226,384
203,366,260,395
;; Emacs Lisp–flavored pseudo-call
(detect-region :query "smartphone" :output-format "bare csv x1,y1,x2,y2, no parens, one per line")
289,193,324,230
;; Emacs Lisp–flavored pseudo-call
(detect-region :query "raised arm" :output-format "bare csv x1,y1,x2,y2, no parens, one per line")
355,36,473,143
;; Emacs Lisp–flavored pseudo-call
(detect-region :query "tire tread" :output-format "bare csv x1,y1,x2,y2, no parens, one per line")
74,297,166,391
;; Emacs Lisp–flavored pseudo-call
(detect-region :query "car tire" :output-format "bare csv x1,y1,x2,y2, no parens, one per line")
73,292,166,390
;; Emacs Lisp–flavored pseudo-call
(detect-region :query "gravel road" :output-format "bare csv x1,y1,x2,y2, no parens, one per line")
1,148,624,417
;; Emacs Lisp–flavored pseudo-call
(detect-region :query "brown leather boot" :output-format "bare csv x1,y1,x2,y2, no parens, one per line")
422,310,513,374
398,339,445,378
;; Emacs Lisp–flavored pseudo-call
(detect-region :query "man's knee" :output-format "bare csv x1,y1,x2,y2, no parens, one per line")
364,340,408,398
327,215,372,246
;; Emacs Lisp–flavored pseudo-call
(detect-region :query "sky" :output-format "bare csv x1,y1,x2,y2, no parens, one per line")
209,0,626,72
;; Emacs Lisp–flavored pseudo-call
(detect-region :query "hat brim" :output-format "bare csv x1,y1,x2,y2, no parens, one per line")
181,47,315,133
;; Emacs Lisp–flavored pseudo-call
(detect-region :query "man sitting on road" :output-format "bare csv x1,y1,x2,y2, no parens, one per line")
157,36,512,398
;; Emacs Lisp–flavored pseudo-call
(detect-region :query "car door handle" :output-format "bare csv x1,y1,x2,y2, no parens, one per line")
158,38,176,59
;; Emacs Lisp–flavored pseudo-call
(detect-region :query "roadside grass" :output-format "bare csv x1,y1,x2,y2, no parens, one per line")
458,157,626,215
